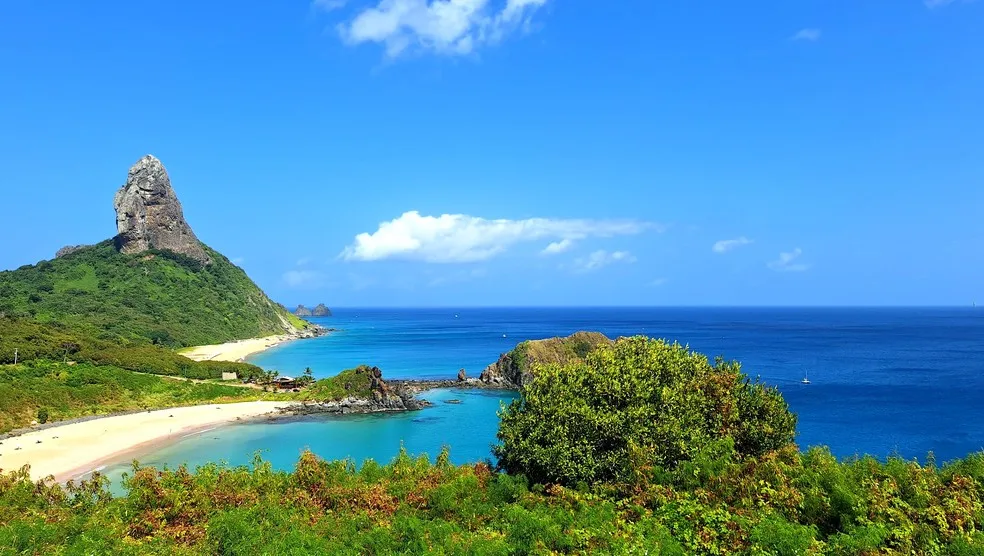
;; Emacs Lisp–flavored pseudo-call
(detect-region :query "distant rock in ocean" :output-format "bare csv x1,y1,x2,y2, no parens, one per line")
113,155,211,265
293,303,332,317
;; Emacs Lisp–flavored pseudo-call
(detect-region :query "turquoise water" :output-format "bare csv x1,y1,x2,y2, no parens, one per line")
101,307,984,486
100,388,517,486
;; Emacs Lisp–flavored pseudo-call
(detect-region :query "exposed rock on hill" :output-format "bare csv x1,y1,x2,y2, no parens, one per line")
480,331,612,388
55,245,90,258
113,155,211,265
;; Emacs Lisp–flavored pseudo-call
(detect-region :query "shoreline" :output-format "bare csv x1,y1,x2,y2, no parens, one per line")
179,326,328,363
0,401,290,482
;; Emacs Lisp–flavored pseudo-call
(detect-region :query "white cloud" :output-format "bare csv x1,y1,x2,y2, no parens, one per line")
712,237,753,254
541,238,574,255
296,257,314,266
329,0,550,58
768,248,810,272
283,270,324,287
230,257,246,265
792,28,821,41
342,211,653,263
573,250,637,273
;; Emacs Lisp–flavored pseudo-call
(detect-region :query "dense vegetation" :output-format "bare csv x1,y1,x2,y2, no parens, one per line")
299,365,380,402
0,241,306,348
1,446,983,554
2,337,983,553
0,361,290,434
0,318,264,381
496,337,796,486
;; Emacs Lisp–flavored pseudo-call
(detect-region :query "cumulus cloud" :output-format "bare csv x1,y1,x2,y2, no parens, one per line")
768,248,810,272
573,250,637,273
792,28,821,41
712,237,753,254
541,238,574,255
327,0,550,57
283,270,325,287
341,211,653,263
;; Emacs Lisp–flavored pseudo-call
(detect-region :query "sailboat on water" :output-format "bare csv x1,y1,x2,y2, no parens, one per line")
801,370,811,385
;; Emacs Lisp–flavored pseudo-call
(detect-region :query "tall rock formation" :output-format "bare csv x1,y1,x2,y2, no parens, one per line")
312,304,332,317
113,155,211,265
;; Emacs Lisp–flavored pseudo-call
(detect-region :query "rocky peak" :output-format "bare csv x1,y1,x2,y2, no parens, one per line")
113,155,211,265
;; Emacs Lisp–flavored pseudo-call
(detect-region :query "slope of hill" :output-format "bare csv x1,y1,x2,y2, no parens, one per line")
0,241,304,348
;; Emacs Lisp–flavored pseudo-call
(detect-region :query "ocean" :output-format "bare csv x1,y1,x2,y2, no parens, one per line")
101,307,984,485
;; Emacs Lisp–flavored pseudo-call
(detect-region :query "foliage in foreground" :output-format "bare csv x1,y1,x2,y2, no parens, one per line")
0,241,303,348
496,336,797,486
0,361,292,434
0,317,265,381
2,447,984,555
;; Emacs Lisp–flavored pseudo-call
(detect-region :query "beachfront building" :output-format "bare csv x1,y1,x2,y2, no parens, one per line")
274,376,297,389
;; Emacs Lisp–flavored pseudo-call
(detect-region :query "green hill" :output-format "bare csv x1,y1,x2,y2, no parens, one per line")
0,240,307,348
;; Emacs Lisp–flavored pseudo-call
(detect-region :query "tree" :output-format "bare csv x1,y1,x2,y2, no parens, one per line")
494,336,797,487
300,367,314,387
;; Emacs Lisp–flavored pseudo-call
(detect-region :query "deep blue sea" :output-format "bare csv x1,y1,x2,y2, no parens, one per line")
102,307,984,485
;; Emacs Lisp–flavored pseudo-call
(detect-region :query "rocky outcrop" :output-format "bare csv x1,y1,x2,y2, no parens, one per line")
294,305,313,317
113,155,211,265
293,304,331,317
285,365,430,416
55,245,90,258
480,331,612,389
457,368,467,382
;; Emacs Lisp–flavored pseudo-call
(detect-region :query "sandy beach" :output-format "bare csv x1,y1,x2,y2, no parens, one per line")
179,334,294,363
0,401,289,482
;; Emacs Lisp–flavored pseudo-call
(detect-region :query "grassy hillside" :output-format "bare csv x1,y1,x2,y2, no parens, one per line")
0,318,265,381
0,241,305,347
0,361,292,434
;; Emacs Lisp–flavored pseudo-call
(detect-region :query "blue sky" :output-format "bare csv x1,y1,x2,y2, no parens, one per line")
0,0,981,306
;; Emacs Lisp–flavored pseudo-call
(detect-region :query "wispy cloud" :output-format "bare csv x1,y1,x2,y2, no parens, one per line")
323,0,550,58
314,0,348,10
712,237,753,254
768,248,810,272
572,250,637,273
342,211,654,263
230,257,246,265
649,278,668,287
792,28,822,42
541,238,574,255
283,270,325,288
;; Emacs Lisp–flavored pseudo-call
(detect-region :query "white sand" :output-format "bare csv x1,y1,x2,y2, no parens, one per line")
179,335,293,363
0,401,288,482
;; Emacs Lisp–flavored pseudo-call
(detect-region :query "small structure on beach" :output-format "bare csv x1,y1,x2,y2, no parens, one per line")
274,376,297,389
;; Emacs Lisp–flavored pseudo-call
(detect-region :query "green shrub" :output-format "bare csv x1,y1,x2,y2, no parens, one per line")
494,336,796,486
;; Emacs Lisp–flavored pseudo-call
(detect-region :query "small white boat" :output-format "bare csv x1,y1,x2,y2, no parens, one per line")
801,371,811,385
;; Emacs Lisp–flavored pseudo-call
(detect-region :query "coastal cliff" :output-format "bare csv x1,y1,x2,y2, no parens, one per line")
479,331,612,388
